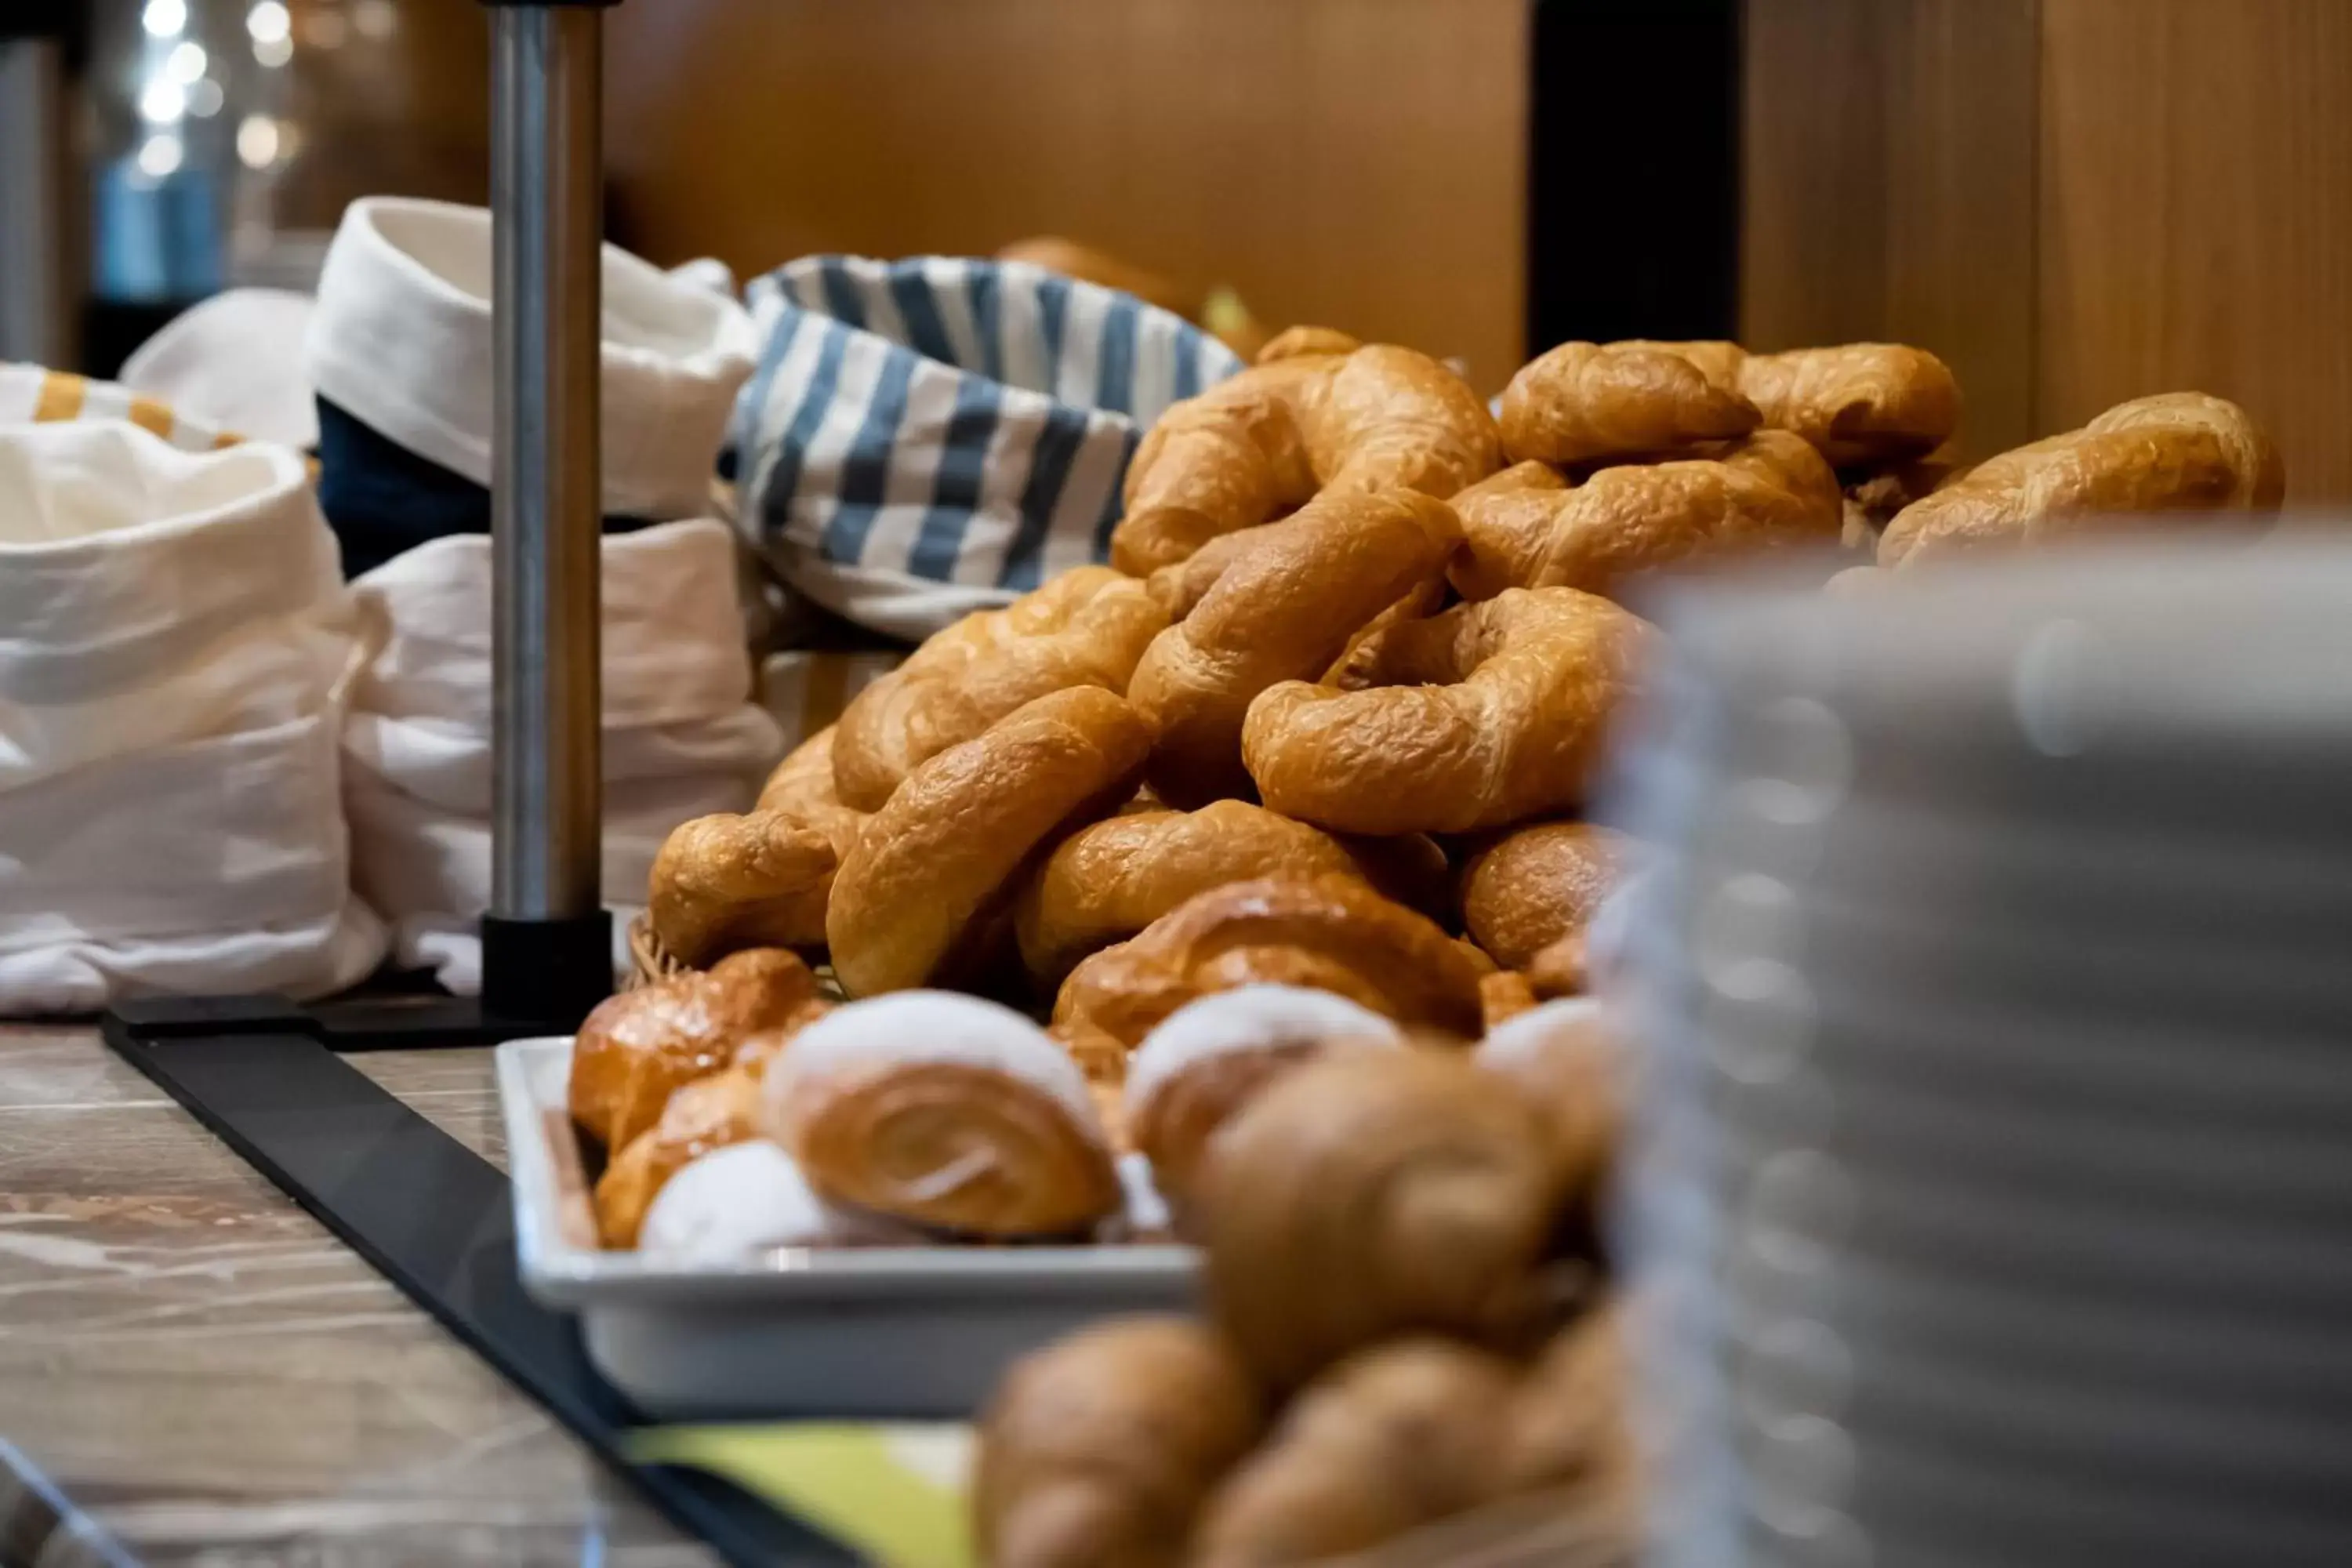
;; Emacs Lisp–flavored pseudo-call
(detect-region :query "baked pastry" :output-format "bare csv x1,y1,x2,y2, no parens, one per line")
764,992,1122,1237
1459,821,1634,973
1051,876,1488,1077
645,808,838,967
1450,429,1842,600
1127,487,1460,805
754,724,866,854
1502,1300,1635,1497
1011,800,1446,989
1191,1338,1518,1567
975,1316,1266,1568
830,568,1166,811
826,686,1154,997
1243,588,1651,835
1878,391,2285,568
594,1065,762,1247
1734,343,1961,467
637,1141,920,1263
1480,969,1541,1029
568,949,822,1152
1498,339,1761,466
1198,1048,1562,1386
1126,985,1404,1217
1111,338,1496,575
1475,997,1620,1199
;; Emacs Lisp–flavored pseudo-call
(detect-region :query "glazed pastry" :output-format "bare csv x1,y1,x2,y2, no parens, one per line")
1011,800,1445,989
637,1141,920,1264
1459,821,1635,972
1879,391,2284,568
593,1065,763,1247
568,948,821,1152
1198,1048,1562,1386
1127,487,1459,805
975,1316,1266,1568
764,992,1122,1237
826,686,1153,996
1113,1152,1174,1241
1126,985,1404,1216
829,568,1166,811
1191,1338,1519,1568
645,808,838,967
1111,336,1495,575
1243,588,1652,835
1502,1299,1635,1497
1476,997,1620,1199
1051,877,1489,1073
1450,430,1842,601
753,724,866,856
1498,339,1761,466
1732,343,1961,466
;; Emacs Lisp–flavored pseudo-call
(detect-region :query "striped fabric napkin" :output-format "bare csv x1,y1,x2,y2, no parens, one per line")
731,256,1245,642
0,364,245,453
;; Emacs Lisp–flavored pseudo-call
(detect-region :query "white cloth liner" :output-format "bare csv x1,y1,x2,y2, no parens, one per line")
307,197,760,520
118,288,321,449
341,519,782,996
0,421,383,1013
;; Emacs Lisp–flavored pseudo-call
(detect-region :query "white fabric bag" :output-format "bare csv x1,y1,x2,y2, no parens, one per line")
341,519,782,995
118,288,321,450
308,197,760,521
0,421,385,1013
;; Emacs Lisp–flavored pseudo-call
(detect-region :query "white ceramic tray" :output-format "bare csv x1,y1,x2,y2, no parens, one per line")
495,1037,1200,1418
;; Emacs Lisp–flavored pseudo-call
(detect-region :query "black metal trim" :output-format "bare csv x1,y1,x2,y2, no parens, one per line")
99,1005,859,1567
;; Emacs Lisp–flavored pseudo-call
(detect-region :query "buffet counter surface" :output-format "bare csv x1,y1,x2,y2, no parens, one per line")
0,1025,716,1567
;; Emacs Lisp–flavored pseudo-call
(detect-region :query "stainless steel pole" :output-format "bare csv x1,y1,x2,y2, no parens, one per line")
0,35,67,367
483,1,612,1023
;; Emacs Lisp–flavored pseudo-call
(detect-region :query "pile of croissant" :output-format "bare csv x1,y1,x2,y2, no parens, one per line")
974,996,1622,1568
641,325,2280,1074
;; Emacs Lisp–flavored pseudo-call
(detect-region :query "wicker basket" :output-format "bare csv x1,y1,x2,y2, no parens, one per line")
624,916,847,1000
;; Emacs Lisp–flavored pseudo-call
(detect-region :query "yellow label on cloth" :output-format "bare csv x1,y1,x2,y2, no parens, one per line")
627,1423,975,1568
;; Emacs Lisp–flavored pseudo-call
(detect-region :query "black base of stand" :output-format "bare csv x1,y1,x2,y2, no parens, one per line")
100,996,859,1567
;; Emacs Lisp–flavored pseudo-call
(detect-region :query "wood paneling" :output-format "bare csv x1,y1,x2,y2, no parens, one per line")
1741,0,2042,459
2038,0,2352,503
603,0,1528,390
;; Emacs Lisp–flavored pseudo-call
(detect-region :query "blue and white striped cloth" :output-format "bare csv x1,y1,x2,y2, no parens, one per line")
731,255,1246,641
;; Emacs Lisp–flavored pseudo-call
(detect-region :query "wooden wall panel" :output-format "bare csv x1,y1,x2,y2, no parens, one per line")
1741,0,2042,459
2038,0,2352,504
604,0,1529,390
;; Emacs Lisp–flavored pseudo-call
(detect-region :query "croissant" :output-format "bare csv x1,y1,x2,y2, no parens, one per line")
1128,486,1460,806
1011,800,1446,989
1878,391,2284,568
826,686,1154,997
1481,969,1541,1029
1244,588,1653,836
765,992,1121,1237
1112,339,1496,575
1125,985,1405,1218
594,1065,764,1247
1190,1338,1519,1568
1198,1048,1563,1386
830,568,1167,811
1051,876,1489,1076
1501,1300,1635,1497
1475,997,1621,1201
568,949,821,1152
753,724,866,857
645,808,838,968
1498,339,1760,466
637,1140,922,1262
1459,822,1635,973
1733,343,1961,467
975,1316,1266,1568
1450,430,1843,601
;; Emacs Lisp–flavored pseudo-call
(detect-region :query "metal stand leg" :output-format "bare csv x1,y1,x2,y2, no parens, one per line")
481,0,615,1027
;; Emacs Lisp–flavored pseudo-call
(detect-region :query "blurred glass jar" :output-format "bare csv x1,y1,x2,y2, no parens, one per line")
86,0,488,306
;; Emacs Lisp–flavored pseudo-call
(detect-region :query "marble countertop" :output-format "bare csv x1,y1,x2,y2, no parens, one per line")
0,1024,716,1567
